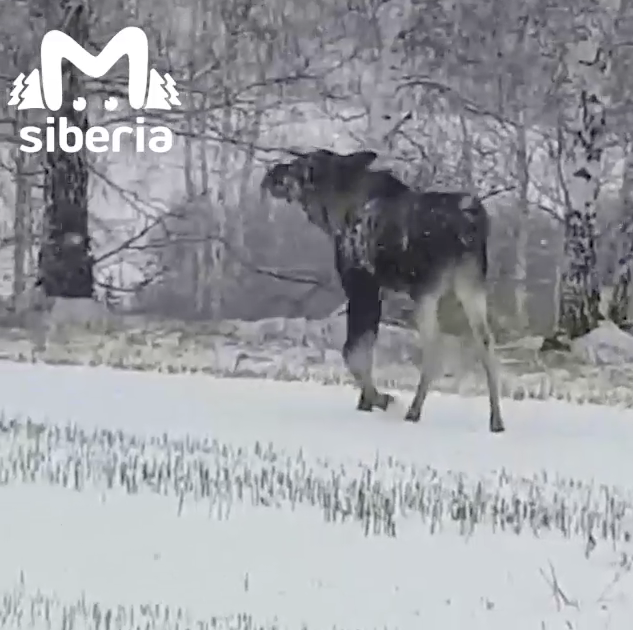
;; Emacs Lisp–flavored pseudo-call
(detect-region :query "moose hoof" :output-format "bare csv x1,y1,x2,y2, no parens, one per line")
356,391,394,412
404,408,421,422
356,394,374,412
374,392,395,411
489,412,505,432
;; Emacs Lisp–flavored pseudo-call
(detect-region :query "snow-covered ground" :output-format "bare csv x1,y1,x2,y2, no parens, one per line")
0,360,632,629
3,312,633,408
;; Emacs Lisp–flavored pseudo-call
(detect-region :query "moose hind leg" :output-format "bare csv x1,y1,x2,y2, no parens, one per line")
342,269,393,412
405,287,442,422
454,267,504,432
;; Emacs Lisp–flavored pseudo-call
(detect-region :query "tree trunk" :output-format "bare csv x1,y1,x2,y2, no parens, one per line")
509,12,533,333
183,119,196,200
608,138,633,325
194,95,211,316
233,104,263,262
458,112,474,189
554,7,617,341
12,112,32,301
208,2,240,321
359,6,405,156
183,0,201,316
38,1,93,299
513,110,530,330
195,4,211,315
209,94,231,320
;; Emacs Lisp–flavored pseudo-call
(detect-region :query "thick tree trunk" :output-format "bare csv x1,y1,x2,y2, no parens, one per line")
38,1,93,299
558,98,603,339
360,7,406,157
554,9,617,341
607,139,633,325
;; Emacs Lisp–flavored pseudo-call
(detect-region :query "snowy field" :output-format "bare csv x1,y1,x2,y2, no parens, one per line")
4,313,633,407
0,360,632,629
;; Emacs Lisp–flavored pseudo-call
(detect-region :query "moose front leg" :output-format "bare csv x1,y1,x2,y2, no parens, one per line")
341,269,394,412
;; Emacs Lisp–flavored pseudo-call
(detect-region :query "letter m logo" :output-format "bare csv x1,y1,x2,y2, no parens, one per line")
40,26,150,111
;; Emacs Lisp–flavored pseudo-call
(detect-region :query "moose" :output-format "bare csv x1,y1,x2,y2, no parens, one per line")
260,149,504,432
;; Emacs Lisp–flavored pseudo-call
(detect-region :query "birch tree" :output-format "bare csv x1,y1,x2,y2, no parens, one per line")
608,135,633,324
355,0,411,156
552,0,620,341
605,1,633,325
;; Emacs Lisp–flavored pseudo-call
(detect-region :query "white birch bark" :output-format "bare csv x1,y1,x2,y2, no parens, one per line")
607,137,633,324
360,5,407,155
514,109,530,330
458,112,474,189
557,1,620,339
509,10,534,332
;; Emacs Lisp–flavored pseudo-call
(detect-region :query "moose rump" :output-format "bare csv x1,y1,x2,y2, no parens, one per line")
261,149,504,433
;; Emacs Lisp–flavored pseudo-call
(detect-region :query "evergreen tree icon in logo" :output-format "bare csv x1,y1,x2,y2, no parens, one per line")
8,27,180,112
